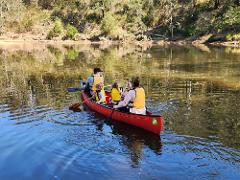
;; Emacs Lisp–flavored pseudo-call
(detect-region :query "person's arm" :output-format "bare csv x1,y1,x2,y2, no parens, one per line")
121,82,128,96
97,92,104,103
86,76,93,89
114,90,135,108
89,76,94,87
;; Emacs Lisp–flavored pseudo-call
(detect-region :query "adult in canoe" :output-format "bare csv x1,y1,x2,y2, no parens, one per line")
85,67,104,96
121,79,132,98
114,77,146,115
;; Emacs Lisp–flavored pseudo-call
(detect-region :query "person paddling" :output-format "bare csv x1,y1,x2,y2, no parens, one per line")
121,79,132,99
113,77,146,115
85,67,104,97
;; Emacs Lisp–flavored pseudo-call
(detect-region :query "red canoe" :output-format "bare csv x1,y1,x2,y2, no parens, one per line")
81,91,163,135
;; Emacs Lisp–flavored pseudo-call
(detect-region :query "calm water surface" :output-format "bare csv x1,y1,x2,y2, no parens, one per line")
0,43,240,179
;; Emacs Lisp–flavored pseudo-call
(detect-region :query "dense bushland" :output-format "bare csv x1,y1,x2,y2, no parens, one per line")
0,0,239,41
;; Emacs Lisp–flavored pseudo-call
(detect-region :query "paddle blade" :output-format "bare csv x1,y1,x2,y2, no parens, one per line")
69,103,82,112
67,87,81,92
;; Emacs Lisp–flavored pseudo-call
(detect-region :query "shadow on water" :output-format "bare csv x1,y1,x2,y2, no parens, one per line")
112,124,162,167
110,121,162,152
88,110,162,167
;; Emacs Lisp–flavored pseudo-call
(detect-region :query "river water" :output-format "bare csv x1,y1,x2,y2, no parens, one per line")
0,43,239,179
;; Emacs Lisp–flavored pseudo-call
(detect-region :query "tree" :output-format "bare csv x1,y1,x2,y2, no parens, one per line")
161,0,178,38
0,0,25,33
101,12,118,35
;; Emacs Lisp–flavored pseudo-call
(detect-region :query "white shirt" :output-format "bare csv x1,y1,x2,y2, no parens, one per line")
114,90,146,115
97,91,105,104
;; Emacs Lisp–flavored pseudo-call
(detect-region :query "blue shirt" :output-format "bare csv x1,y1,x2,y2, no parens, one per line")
86,76,94,95
86,76,94,87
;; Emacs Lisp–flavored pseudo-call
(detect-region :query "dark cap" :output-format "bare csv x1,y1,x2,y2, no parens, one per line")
94,67,102,74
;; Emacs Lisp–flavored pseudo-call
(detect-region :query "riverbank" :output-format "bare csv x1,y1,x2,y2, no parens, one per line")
0,35,239,49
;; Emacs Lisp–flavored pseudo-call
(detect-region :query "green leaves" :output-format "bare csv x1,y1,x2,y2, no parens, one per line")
223,6,240,26
101,13,118,35
47,19,64,39
66,24,78,39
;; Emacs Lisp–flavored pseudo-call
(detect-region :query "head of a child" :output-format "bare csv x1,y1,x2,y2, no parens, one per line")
96,82,103,91
112,82,118,89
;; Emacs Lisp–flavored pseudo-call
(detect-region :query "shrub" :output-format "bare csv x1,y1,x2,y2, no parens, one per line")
186,26,198,36
47,19,64,39
66,24,78,40
53,19,64,34
226,33,240,41
226,33,233,41
223,7,240,26
232,33,240,40
101,13,118,35
47,30,54,40
22,18,34,32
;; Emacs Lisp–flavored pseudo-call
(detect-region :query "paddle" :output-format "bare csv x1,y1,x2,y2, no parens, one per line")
67,85,112,93
67,87,83,92
69,96,95,112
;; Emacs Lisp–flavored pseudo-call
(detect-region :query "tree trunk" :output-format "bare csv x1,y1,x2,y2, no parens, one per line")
214,0,220,9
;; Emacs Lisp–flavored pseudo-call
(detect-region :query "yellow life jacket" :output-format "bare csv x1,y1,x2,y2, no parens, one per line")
111,88,121,101
95,90,106,103
92,75,104,93
133,87,145,109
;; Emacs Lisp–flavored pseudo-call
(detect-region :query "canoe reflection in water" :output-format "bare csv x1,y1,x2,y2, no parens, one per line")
112,121,162,167
92,113,162,167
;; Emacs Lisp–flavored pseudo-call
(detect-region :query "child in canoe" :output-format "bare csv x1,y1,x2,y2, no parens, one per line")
111,82,121,104
95,82,106,104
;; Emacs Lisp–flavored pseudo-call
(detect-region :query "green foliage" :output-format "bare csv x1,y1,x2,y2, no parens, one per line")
47,19,64,39
1,0,240,40
226,33,233,41
226,33,240,41
101,13,118,35
222,6,240,27
21,18,34,32
66,48,79,60
186,26,198,36
53,19,64,34
66,24,78,40
232,34,240,40
124,0,147,33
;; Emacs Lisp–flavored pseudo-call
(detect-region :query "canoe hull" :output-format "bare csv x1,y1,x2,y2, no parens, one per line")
81,91,163,134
